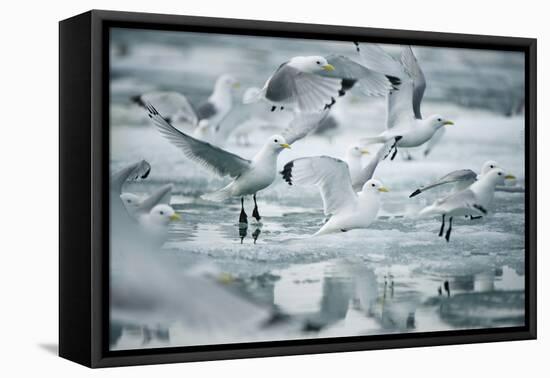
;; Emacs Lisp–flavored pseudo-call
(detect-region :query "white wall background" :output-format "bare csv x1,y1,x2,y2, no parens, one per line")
0,0,545,376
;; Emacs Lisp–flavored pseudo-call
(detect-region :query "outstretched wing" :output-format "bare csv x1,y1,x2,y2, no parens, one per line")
352,141,393,191
110,160,151,195
265,64,346,113
282,111,330,145
281,156,357,216
133,91,199,126
324,55,396,96
410,169,477,198
145,103,251,179
400,46,426,119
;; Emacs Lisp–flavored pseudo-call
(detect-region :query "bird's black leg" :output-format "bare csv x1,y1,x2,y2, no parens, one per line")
391,147,398,160
252,194,261,222
438,214,446,237
445,216,453,242
239,197,248,224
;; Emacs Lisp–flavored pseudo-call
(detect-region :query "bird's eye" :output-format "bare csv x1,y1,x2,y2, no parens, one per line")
371,183,376,187
498,172,502,176
437,118,442,122
316,61,321,64
490,165,495,168
274,139,278,143
160,211,164,215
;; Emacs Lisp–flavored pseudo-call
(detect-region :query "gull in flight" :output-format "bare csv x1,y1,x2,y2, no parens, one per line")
357,44,453,160
419,168,516,242
280,156,389,235
409,160,501,198
145,102,327,224
133,74,240,145
244,54,396,113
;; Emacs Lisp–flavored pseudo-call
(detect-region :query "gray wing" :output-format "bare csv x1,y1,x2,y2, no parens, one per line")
281,156,357,216
145,103,251,179
400,46,426,119
352,141,393,191
136,184,173,215
196,101,218,120
324,55,394,96
110,160,151,195
410,169,477,198
133,91,199,126
282,111,330,145
265,64,345,113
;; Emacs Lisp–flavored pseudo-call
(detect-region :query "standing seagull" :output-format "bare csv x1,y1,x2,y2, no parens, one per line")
419,168,516,242
280,156,389,235
145,103,326,224
409,160,501,198
357,44,453,160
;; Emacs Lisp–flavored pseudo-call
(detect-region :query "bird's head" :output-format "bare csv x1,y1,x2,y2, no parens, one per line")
484,168,516,185
148,204,181,226
347,145,369,159
289,56,335,73
480,160,500,175
427,114,454,130
216,74,240,91
268,134,291,151
362,179,389,194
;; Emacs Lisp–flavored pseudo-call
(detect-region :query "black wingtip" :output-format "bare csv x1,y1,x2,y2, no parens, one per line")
280,161,294,185
409,189,422,198
141,167,151,180
386,75,401,89
324,97,337,110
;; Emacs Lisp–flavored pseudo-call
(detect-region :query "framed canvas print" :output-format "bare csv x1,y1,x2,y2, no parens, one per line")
59,10,537,368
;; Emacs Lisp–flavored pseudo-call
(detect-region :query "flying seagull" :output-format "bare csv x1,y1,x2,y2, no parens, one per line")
357,44,453,160
419,168,516,242
280,156,389,235
133,74,240,145
145,102,327,224
409,161,501,198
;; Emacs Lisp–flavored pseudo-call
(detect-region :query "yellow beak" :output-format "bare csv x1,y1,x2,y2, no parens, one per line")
361,148,370,155
323,64,335,71
280,143,291,149
232,82,240,89
378,187,389,193
505,174,516,180
444,120,454,126
170,213,182,221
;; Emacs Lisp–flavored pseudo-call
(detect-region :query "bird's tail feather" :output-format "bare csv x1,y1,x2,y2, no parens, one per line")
360,135,388,145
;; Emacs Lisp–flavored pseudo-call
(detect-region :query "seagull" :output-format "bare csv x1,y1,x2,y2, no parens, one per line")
120,183,173,219
133,74,240,144
280,156,389,236
409,160,500,198
419,168,516,241
145,102,327,224
244,55,395,113
357,44,453,160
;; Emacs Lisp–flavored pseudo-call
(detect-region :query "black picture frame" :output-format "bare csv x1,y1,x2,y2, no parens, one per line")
59,9,537,368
